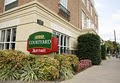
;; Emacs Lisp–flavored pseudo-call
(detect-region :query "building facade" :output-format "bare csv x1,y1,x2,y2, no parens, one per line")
0,0,98,54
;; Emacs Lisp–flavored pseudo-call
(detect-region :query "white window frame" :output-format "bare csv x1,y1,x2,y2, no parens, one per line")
53,31,70,54
5,0,17,5
0,27,16,50
82,0,85,5
82,10,87,29
4,0,18,11
60,0,68,8
87,0,90,11
95,15,97,24
91,5,93,16
87,16,90,28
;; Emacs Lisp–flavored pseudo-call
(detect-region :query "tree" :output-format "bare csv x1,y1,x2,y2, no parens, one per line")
105,40,120,54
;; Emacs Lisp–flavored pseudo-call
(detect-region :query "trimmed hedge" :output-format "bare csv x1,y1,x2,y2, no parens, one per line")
101,44,107,60
77,33,101,65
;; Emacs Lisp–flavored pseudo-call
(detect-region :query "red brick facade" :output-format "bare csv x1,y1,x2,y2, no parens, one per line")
0,0,98,30
0,0,4,13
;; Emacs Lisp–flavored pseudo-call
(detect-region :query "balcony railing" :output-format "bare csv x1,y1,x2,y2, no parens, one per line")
58,4,70,21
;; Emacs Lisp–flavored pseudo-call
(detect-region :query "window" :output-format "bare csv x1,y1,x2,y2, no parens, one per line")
90,5,93,16
53,31,70,54
82,10,87,29
60,0,68,8
87,0,90,11
0,27,16,50
90,21,94,29
95,15,97,24
87,17,90,28
4,0,18,11
59,1,70,21
82,0,85,4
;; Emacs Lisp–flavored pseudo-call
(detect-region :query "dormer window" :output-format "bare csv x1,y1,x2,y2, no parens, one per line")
4,0,18,11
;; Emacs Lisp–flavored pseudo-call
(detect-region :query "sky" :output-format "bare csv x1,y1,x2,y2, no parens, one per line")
94,0,120,43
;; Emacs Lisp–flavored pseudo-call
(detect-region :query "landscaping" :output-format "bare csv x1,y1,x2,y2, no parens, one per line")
0,33,103,82
0,50,93,82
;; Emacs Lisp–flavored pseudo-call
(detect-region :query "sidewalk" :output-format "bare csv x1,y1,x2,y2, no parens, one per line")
60,57,120,83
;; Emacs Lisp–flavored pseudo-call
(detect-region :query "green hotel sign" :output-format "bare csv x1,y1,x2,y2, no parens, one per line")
28,32,52,49
27,31,58,55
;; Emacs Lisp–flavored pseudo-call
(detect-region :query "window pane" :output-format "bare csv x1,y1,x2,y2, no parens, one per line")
5,0,18,11
11,43,15,49
1,30,5,42
0,43,4,50
60,0,68,8
6,29,11,42
5,43,9,49
11,28,16,42
5,0,17,5
60,47,63,53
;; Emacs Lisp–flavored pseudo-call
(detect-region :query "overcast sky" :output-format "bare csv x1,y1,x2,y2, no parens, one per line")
94,0,120,43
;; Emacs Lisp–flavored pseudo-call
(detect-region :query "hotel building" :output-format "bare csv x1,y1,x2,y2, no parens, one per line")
0,0,98,54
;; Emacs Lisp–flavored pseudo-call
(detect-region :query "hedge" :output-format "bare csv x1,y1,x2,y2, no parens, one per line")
77,33,101,65
101,44,107,60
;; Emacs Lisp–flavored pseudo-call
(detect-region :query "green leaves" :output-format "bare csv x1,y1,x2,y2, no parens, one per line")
0,50,79,81
77,33,101,65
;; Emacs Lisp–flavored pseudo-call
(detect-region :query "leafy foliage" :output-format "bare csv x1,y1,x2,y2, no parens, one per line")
36,56,60,81
0,50,26,81
20,55,38,81
101,44,107,60
77,33,101,65
0,50,79,81
55,54,79,79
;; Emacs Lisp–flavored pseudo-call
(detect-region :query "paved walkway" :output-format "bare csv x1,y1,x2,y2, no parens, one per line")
60,57,120,83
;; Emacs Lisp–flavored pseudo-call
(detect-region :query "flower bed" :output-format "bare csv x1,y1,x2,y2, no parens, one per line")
79,59,92,70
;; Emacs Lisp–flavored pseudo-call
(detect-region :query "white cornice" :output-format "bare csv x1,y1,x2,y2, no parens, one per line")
0,0,82,34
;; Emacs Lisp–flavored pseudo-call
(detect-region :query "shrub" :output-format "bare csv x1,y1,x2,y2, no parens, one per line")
20,55,38,81
36,56,60,81
54,54,79,79
0,50,79,81
79,59,92,70
0,50,26,81
101,44,107,60
77,33,101,65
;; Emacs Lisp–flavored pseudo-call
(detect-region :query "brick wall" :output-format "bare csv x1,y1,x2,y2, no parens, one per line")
0,0,4,13
18,0,33,6
68,0,79,28
37,0,60,15
0,0,98,30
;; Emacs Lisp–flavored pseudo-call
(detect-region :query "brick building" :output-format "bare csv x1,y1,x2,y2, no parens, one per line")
0,0,98,54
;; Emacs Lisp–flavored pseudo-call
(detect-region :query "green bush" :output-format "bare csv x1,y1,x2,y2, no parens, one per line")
101,44,107,60
0,50,79,81
0,50,26,81
54,54,79,79
77,33,101,65
36,56,60,81
20,55,39,81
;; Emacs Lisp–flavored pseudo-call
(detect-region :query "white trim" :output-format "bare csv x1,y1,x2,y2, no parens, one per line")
0,19,20,29
51,23,72,36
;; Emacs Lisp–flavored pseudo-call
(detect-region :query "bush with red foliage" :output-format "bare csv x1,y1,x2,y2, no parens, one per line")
79,59,92,70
